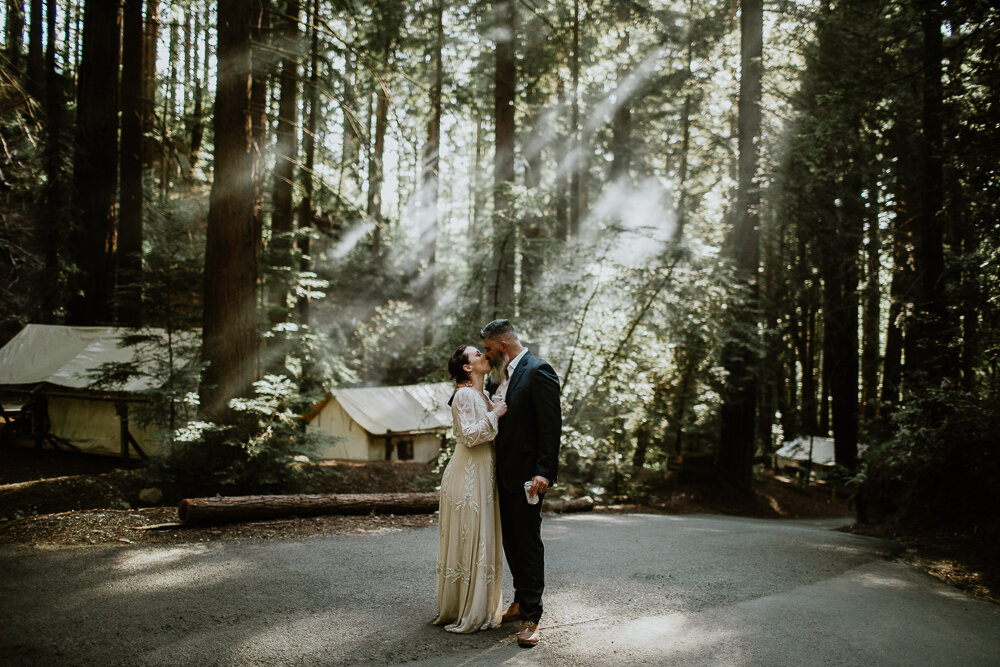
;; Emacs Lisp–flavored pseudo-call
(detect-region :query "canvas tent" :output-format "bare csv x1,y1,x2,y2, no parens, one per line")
774,436,866,471
0,324,196,458
306,382,453,462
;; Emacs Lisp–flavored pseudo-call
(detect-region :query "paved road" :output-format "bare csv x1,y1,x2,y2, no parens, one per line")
1,514,997,666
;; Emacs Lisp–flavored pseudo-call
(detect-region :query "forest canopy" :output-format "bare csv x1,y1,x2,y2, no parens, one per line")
0,0,997,536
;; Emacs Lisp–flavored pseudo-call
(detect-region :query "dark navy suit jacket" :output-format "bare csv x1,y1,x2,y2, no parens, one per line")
486,351,561,495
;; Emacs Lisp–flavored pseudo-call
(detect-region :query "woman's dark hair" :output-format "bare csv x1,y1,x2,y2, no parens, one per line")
447,344,471,383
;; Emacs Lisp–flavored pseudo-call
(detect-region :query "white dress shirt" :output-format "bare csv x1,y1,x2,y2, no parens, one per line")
495,348,528,400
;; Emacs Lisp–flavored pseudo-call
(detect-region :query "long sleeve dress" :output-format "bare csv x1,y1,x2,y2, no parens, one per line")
432,386,504,633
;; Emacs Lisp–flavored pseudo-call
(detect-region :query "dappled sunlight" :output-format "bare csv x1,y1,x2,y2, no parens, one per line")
855,571,917,592
115,544,211,570
223,611,352,664
109,544,249,594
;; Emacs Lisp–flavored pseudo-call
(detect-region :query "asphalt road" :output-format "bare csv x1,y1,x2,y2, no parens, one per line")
1,514,997,666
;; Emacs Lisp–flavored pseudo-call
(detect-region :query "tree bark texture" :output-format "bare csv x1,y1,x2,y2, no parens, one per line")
178,492,440,524
296,0,320,326
26,0,42,97
910,0,951,383
5,0,24,69
141,0,158,170
492,0,516,317
269,0,300,331
717,0,762,494
200,0,260,420
68,0,121,326
119,0,145,327
367,83,388,259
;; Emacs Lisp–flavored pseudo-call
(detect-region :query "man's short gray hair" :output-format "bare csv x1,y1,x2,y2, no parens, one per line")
480,319,518,342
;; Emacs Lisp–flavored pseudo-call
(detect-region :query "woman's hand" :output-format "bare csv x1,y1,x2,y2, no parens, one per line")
491,399,508,417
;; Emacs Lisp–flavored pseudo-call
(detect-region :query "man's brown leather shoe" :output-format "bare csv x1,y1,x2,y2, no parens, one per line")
516,621,540,647
501,602,521,623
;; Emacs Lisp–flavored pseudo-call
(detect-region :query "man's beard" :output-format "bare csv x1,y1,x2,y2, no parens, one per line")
489,351,510,386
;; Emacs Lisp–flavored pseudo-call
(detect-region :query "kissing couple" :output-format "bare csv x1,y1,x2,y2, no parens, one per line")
432,319,562,647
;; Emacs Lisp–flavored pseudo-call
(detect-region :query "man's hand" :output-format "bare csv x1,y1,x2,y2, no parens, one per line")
528,475,550,497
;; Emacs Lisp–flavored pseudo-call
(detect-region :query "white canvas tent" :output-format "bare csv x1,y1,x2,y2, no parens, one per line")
306,382,453,462
0,324,196,458
774,436,837,467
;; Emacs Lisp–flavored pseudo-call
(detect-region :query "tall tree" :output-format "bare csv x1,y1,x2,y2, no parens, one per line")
716,0,762,493
26,0,42,96
38,0,66,321
4,1,24,70
296,0,319,327
909,0,952,384
201,0,261,419
119,0,145,326
269,0,300,334
67,0,121,325
141,0,158,171
418,0,444,301
492,0,517,316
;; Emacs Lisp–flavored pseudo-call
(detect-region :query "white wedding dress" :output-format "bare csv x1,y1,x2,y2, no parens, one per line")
433,386,504,633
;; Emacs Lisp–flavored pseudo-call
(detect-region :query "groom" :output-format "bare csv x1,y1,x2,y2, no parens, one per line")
481,319,561,648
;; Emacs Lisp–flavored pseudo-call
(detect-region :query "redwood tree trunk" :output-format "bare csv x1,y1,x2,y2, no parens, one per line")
419,0,444,301
717,0,762,494
68,0,120,325
26,0,42,97
200,0,260,420
119,0,145,327
141,0,158,171
296,0,320,327
269,0,300,332
492,0,517,316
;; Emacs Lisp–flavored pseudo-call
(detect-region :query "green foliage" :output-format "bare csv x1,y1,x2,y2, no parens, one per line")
855,384,1000,534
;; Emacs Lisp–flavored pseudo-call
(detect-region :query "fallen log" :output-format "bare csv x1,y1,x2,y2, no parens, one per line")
542,496,595,513
178,492,439,525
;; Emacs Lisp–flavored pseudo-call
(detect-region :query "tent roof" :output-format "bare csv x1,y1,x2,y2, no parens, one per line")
0,324,196,394
775,436,836,466
328,382,454,435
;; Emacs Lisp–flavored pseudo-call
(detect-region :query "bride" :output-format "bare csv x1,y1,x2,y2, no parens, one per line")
433,344,508,633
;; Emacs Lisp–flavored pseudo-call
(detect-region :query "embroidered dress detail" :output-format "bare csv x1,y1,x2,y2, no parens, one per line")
432,387,504,633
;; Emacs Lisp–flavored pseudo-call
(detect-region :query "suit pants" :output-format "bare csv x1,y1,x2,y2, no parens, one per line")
499,489,545,623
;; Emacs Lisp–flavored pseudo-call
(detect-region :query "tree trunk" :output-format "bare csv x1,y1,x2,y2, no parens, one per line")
609,3,631,182
492,0,517,316
296,0,320,328
717,0,762,494
367,82,388,260
179,492,440,525
909,0,952,384
5,1,24,71
118,0,145,327
568,0,582,237
26,0,42,97
141,0,158,171
39,0,65,321
675,2,695,243
341,46,360,179
269,0,300,337
860,196,881,420
200,0,260,420
553,77,568,240
250,0,270,250
419,0,444,302
822,173,862,470
68,0,120,326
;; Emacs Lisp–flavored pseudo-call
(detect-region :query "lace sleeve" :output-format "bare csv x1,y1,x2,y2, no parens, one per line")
452,388,499,448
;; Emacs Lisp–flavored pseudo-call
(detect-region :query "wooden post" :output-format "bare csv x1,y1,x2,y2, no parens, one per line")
116,400,129,460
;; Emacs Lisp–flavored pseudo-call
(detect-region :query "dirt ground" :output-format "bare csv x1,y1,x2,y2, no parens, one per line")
0,445,995,604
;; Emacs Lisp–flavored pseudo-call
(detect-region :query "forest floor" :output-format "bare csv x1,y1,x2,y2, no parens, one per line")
0,445,995,604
